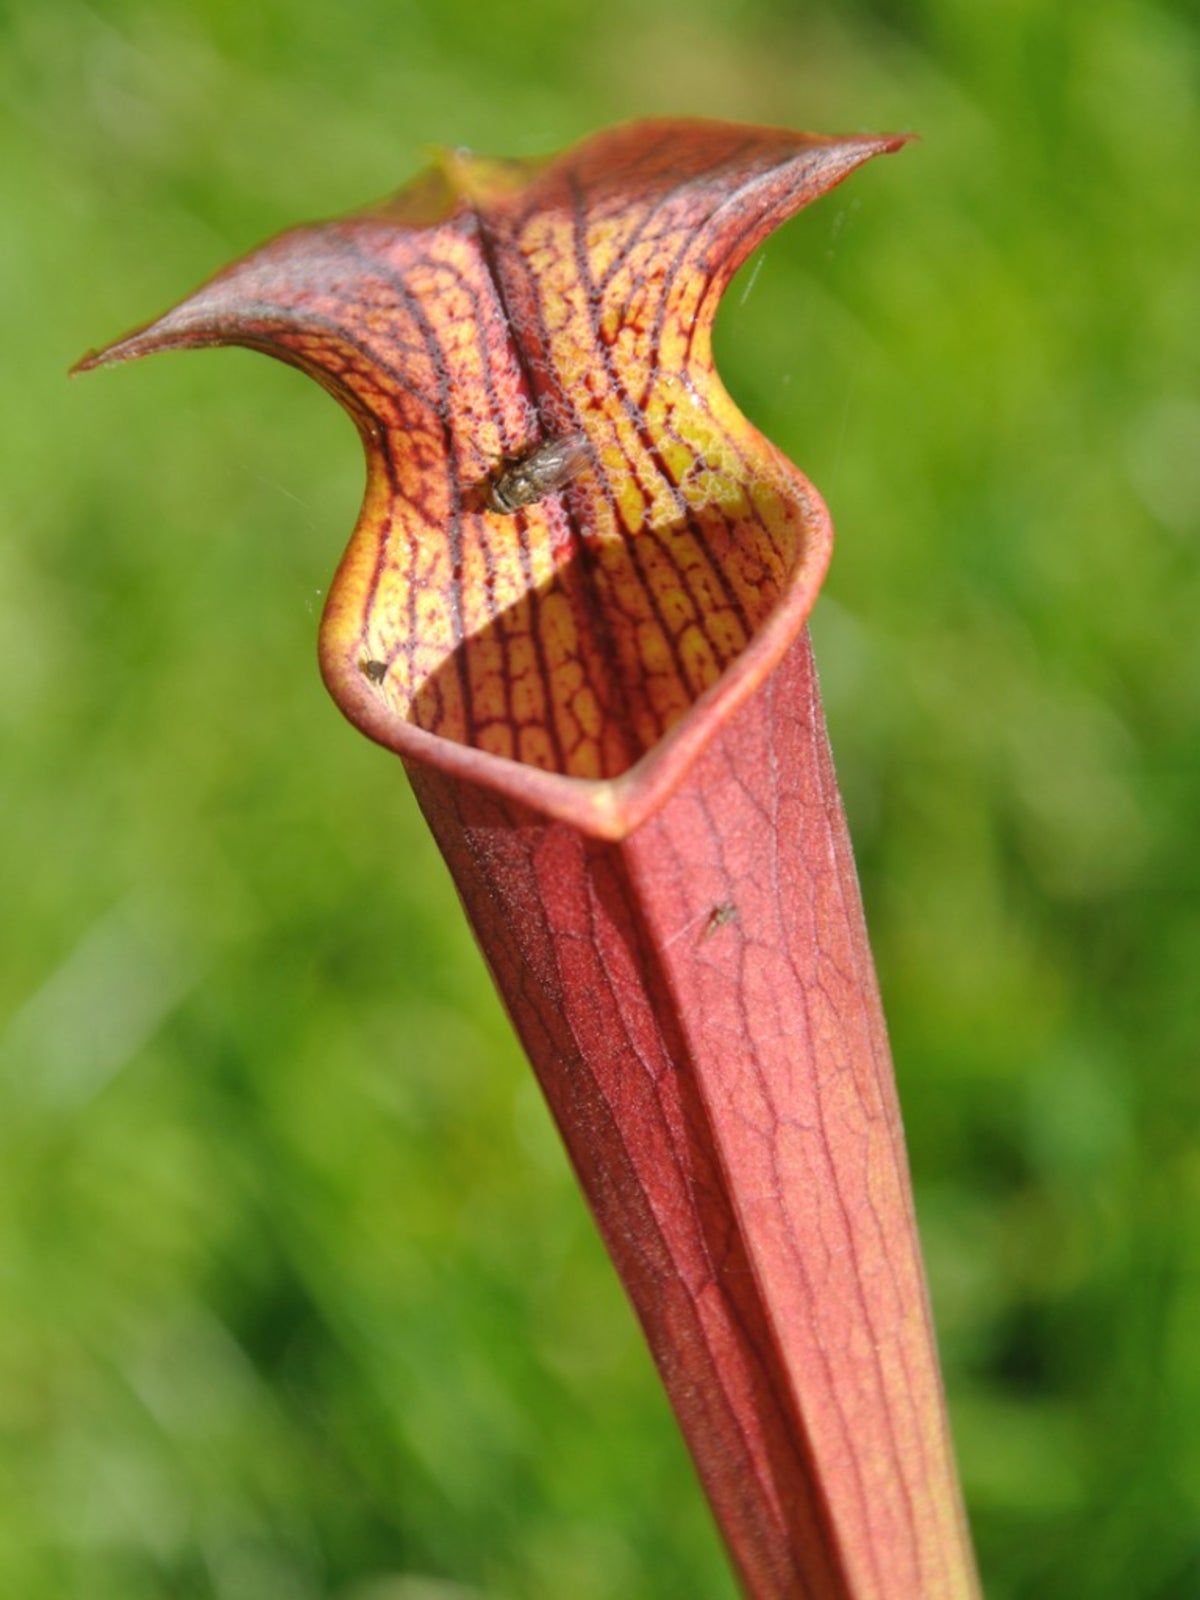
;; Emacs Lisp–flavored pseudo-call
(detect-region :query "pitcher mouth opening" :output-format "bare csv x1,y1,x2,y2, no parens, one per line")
318,430,832,840
329,406,823,754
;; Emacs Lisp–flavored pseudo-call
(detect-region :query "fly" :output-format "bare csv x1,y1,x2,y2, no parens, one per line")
487,431,589,514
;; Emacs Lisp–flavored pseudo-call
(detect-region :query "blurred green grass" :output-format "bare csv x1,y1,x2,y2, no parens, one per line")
3,0,1199,1594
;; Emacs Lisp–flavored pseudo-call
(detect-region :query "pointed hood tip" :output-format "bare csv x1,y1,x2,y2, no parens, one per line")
828,129,915,159
69,322,164,376
69,301,235,376
69,340,135,378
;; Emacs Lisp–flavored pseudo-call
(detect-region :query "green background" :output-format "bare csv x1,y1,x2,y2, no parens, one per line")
3,0,1198,1594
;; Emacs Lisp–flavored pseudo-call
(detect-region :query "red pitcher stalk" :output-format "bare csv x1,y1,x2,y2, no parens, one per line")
77,119,980,1598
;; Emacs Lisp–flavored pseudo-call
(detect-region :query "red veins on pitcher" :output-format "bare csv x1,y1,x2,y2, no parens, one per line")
78,119,980,1600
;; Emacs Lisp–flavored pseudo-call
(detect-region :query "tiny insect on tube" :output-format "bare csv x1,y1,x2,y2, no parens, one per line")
487,431,589,514
703,902,738,939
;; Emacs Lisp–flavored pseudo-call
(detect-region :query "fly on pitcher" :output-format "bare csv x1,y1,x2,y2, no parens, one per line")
487,431,590,514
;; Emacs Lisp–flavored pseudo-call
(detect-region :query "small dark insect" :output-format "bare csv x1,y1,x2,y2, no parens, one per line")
702,902,738,939
487,431,589,514
360,658,388,684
